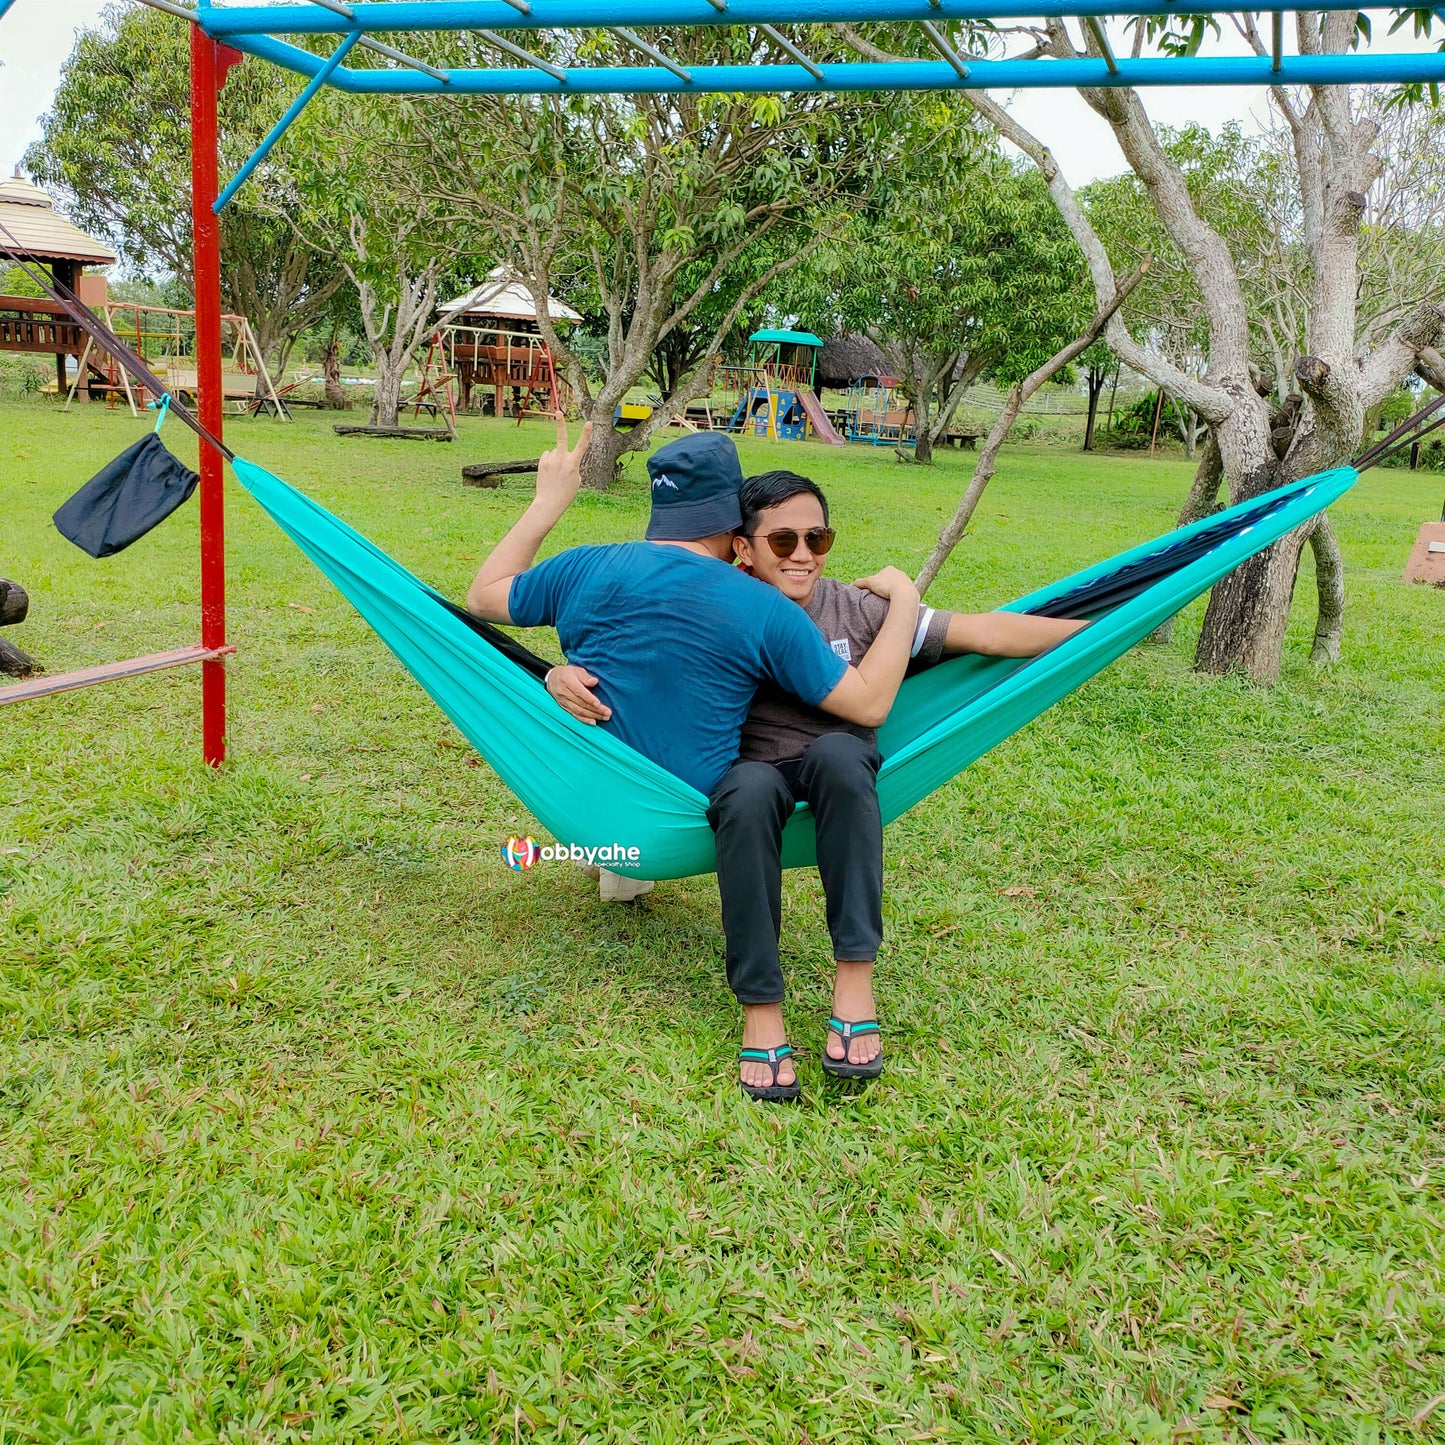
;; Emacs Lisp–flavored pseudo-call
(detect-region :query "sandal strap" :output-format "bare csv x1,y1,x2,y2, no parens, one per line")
739,1043,794,1084
828,1017,880,1041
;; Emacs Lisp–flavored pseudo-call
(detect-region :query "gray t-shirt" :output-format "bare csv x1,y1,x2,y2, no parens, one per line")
738,577,952,764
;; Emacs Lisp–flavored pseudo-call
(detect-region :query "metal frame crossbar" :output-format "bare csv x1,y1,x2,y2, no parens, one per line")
145,0,1445,218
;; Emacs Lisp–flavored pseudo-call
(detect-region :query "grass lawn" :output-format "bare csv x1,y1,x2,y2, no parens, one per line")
2,402,1443,1443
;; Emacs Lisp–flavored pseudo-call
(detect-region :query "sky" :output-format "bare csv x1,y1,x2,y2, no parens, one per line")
0,0,1323,193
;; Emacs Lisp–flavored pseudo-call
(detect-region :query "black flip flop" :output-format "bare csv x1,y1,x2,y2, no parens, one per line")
821,1017,884,1081
739,1043,801,1103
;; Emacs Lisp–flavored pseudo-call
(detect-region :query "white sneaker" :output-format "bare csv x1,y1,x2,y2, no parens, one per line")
598,868,654,903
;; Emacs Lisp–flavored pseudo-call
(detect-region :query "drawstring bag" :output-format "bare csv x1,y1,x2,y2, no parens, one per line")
52,431,200,559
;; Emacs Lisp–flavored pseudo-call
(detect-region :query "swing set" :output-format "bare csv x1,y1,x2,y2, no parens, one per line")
63,298,286,419
1,0,1443,769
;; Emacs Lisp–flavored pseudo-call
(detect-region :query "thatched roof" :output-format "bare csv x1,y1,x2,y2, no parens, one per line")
818,334,889,388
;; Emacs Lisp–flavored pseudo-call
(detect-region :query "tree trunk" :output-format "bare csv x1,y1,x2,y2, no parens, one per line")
323,330,347,410
580,416,632,492
1083,364,1106,451
1307,513,1344,665
372,357,405,429
1189,399,1310,683
913,428,934,465
1151,436,1223,645
0,636,40,677
1194,522,1311,681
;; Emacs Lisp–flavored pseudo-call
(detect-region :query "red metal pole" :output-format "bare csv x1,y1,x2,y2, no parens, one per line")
191,24,227,767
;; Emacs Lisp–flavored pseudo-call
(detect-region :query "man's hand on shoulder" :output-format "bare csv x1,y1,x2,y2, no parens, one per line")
852,566,920,605
546,663,612,725
817,567,924,728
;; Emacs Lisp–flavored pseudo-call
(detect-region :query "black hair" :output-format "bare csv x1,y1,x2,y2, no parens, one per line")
739,470,830,536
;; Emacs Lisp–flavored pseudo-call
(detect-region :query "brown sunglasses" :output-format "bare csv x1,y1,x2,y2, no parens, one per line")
748,527,837,558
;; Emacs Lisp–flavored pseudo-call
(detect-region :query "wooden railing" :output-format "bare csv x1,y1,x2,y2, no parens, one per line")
0,295,85,355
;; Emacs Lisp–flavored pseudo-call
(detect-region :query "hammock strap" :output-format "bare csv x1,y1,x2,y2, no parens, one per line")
1355,391,1445,473
0,216,234,464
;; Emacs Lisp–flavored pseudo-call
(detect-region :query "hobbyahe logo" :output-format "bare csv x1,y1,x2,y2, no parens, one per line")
500,836,642,871
501,835,540,870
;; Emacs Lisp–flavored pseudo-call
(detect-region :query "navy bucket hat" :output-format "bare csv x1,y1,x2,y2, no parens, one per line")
645,433,745,541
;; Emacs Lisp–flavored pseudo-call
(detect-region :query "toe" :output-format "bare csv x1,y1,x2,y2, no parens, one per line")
850,1034,880,1065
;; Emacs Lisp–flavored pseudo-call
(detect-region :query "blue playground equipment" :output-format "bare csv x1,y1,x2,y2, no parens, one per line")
133,3,1445,221
727,329,845,445
844,374,915,448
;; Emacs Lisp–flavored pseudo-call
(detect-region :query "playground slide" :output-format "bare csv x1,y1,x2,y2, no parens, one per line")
798,388,846,446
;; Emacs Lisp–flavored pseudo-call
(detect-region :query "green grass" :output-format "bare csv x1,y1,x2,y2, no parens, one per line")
2,402,1443,1443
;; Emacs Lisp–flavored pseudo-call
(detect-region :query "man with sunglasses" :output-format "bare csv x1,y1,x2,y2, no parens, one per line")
549,466,1085,1101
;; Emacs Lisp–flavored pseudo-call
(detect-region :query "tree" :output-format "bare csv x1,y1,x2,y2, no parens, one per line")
1079,340,1116,451
843,16,1445,682
23,4,343,380
406,27,897,487
805,117,1089,464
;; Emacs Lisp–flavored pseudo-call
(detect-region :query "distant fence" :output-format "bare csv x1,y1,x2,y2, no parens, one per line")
961,382,1088,416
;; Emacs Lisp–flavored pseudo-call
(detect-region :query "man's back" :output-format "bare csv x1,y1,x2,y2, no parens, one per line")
509,542,845,795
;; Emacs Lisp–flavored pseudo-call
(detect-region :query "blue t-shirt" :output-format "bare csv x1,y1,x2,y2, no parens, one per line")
510,543,848,795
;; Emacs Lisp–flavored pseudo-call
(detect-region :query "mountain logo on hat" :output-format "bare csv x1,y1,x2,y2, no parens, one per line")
652,474,679,490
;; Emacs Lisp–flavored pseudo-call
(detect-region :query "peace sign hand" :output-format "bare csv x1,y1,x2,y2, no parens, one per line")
534,411,593,516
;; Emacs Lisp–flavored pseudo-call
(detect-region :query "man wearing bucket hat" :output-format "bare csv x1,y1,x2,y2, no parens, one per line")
467,417,921,1101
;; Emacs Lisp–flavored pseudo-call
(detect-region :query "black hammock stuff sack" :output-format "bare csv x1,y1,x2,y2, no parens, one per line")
53,433,200,559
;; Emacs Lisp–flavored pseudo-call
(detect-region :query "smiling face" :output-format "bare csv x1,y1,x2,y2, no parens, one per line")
734,492,831,605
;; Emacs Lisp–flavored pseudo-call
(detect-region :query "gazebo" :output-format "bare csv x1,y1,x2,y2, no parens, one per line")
436,265,581,416
0,174,116,395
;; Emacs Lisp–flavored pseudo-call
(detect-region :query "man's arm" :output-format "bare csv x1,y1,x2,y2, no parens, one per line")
814,567,921,729
942,611,1088,657
465,415,592,623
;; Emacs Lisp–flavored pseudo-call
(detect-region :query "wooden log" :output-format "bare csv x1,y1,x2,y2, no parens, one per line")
333,425,455,442
0,579,29,628
0,637,40,678
460,459,541,488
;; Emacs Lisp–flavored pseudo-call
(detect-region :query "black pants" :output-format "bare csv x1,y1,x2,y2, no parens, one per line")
706,732,884,1005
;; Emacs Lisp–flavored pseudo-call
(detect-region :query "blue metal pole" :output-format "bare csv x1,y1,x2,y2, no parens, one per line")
199,0,1404,37
213,28,362,213
194,46,1445,97
0,0,19,20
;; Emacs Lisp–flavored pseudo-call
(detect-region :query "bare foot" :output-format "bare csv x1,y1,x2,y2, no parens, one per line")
828,961,881,1067
740,1002,797,1091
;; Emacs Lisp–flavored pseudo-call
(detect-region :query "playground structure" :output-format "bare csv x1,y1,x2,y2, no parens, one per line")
725,329,844,446
845,373,916,447
3,0,1442,767
64,297,284,419
0,174,116,397
437,268,579,420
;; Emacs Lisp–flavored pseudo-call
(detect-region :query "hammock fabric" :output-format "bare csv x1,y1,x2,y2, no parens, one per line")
229,456,1357,880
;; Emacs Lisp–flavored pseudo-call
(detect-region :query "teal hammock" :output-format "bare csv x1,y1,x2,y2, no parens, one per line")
231,457,1357,880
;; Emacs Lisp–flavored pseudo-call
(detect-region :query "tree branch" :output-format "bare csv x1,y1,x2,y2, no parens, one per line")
915,258,1152,595
1357,300,1445,408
